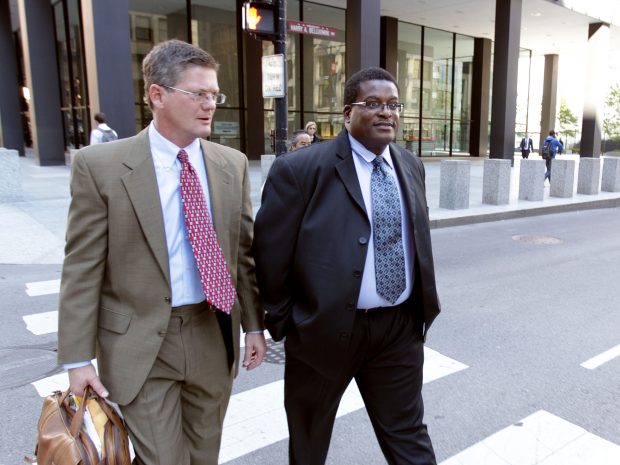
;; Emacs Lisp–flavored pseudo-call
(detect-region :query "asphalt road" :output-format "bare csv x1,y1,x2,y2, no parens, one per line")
1,207,619,464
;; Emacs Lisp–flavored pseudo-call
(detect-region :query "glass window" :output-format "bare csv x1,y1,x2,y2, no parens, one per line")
452,34,474,153
396,23,422,153
191,1,240,150
302,2,345,141
515,48,533,146
128,0,188,132
53,0,89,149
422,27,453,156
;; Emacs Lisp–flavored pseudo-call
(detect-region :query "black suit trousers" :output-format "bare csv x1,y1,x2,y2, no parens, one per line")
284,305,436,465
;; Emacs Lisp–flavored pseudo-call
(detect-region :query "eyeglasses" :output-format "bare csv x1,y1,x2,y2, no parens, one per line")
350,100,404,113
162,85,226,105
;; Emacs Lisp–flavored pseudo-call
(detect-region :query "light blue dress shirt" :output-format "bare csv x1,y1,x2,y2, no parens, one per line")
349,135,413,309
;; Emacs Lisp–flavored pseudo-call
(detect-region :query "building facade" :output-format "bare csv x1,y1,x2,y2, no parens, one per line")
1,0,617,164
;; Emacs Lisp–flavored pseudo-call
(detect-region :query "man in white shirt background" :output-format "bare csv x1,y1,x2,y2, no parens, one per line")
89,112,118,144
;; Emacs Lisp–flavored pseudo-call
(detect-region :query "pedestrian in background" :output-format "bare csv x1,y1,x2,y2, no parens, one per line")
58,39,266,465
254,67,441,465
89,112,118,144
305,120,322,143
520,133,534,159
542,130,564,183
289,129,312,151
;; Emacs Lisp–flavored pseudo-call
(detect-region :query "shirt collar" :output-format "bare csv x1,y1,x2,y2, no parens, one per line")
348,133,393,169
148,122,202,168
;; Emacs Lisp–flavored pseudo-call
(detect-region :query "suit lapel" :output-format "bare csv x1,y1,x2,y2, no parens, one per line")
120,129,170,285
390,143,418,220
333,131,367,215
201,140,234,253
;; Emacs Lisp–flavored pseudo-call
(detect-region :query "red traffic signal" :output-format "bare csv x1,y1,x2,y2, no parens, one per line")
242,1,277,37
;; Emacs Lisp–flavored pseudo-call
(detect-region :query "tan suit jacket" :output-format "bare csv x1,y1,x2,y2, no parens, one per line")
58,128,263,405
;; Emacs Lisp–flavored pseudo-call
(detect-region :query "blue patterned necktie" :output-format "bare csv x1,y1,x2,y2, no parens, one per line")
371,155,406,304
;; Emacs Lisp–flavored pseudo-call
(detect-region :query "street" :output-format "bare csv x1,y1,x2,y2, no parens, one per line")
1,207,620,464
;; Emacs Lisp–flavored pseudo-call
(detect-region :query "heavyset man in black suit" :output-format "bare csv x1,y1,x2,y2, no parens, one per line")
253,67,441,465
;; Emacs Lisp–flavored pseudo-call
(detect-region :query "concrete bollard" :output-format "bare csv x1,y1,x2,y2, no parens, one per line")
549,158,575,198
577,157,601,195
439,160,470,209
518,159,545,201
482,159,511,205
601,156,620,192
0,149,22,201
261,154,276,184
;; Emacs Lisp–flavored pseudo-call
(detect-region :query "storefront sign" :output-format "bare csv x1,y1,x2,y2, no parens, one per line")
213,121,240,136
287,20,336,39
262,54,286,98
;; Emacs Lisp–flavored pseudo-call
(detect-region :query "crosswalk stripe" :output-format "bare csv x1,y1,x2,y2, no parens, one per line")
439,410,620,465
580,343,620,370
25,279,61,296
23,310,58,335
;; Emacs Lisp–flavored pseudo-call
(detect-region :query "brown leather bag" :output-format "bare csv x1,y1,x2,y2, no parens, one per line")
26,386,132,465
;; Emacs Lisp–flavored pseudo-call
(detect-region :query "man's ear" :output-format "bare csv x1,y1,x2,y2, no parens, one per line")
343,105,351,123
149,84,165,109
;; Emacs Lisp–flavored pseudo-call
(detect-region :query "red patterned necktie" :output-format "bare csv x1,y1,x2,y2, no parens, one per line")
177,149,236,314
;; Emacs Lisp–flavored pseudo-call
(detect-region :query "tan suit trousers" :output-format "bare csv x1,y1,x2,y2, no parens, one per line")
120,302,233,465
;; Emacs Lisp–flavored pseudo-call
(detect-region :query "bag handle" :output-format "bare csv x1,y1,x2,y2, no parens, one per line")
69,385,92,437
91,394,126,434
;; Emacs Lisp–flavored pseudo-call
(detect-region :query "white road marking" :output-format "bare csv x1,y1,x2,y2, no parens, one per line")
439,410,620,465
23,310,58,335
580,344,620,370
424,347,469,383
25,279,61,296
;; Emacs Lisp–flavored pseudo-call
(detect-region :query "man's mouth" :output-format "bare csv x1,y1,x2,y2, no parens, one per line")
374,121,395,128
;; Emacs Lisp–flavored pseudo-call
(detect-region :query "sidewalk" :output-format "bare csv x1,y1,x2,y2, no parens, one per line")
1,152,619,265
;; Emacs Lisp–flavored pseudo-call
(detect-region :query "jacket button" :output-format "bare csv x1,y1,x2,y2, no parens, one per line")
164,296,171,303
339,332,349,341
353,270,362,278
358,237,368,245
158,330,167,337
346,302,355,310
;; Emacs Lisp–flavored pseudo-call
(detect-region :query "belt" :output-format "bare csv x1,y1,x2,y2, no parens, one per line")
171,301,211,316
357,303,402,314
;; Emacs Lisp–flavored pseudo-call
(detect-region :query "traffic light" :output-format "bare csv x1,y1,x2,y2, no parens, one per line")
242,1,278,38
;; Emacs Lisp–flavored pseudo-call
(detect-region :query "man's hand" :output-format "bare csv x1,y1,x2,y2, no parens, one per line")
242,332,268,371
68,364,109,398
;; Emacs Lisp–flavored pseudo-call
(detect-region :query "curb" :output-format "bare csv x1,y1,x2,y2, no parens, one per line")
430,197,620,229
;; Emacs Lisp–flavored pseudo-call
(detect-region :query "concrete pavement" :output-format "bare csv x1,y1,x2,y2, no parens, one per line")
1,150,619,265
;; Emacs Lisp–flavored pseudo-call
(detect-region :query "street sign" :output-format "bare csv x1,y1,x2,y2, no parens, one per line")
262,54,285,98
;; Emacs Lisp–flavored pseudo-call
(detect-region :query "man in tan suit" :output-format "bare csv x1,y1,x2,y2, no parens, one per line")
58,39,267,465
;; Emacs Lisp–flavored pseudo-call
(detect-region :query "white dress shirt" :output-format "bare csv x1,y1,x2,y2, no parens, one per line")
149,122,213,307
349,135,413,309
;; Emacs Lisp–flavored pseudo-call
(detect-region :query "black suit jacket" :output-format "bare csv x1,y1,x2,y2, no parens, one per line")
253,129,440,379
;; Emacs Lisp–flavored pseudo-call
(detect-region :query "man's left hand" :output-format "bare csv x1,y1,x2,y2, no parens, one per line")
242,332,268,370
